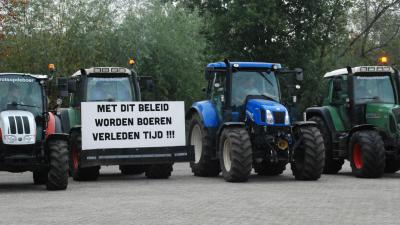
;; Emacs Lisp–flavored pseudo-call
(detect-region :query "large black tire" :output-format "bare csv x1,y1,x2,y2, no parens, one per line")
119,165,146,175
33,170,48,185
310,116,344,174
385,158,400,173
187,114,220,177
70,131,100,181
291,126,325,180
219,127,252,182
349,130,385,178
254,161,287,176
46,139,69,190
145,164,173,179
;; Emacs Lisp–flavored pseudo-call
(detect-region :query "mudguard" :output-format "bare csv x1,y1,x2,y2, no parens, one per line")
187,100,220,128
292,121,318,128
306,106,336,132
349,124,375,137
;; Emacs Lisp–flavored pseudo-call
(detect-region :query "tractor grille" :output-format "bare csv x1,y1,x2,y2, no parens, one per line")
393,108,400,124
273,111,285,124
8,116,30,134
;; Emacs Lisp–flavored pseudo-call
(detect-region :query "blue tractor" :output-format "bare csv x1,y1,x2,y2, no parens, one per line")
186,60,325,182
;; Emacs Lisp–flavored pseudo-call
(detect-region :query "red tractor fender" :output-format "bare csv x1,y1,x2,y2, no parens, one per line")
46,112,56,139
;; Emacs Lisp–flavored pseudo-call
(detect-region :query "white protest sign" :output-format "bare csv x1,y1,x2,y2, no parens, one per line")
81,101,186,150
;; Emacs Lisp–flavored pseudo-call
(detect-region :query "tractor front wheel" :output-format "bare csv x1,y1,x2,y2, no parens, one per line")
219,127,252,182
309,116,344,174
350,130,385,178
187,114,220,177
70,131,100,181
291,126,325,180
46,139,68,190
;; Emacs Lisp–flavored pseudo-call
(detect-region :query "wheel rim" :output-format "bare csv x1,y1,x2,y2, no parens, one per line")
223,138,232,171
71,144,79,170
353,143,363,169
191,124,202,163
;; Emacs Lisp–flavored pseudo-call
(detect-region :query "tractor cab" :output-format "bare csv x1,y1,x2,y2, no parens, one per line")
0,73,46,145
205,61,301,126
324,66,399,132
57,67,142,133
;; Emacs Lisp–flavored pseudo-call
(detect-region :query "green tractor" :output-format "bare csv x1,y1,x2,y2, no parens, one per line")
56,66,194,181
306,66,400,178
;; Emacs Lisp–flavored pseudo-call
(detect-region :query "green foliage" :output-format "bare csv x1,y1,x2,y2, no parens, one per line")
0,0,206,106
1,0,400,114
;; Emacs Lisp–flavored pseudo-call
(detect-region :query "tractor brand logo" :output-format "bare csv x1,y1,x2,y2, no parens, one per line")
366,113,381,119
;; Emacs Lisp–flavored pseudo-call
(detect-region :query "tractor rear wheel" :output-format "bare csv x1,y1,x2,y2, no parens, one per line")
119,165,146,175
187,114,220,177
145,164,173,179
254,161,287,176
46,139,68,190
219,127,252,182
310,116,344,174
350,130,385,178
291,126,325,180
70,131,100,181
33,170,48,185
385,158,400,173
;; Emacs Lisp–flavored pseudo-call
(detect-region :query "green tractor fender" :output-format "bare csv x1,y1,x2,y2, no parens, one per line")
306,107,337,142
348,124,376,138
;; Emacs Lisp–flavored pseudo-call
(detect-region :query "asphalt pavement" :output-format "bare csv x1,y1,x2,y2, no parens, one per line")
0,162,399,225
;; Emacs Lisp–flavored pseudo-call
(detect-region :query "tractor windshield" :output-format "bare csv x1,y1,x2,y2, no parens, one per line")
0,74,44,115
232,71,280,106
87,76,134,102
354,75,395,104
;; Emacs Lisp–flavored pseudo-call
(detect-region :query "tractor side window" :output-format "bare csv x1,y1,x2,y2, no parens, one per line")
70,79,81,107
331,76,348,105
211,72,226,110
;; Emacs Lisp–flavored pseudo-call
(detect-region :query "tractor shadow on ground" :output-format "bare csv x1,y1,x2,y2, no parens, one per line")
325,171,400,179
0,182,44,193
246,173,300,183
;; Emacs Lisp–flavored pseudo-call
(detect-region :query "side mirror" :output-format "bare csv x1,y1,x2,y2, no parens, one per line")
56,78,69,97
333,78,342,91
295,68,303,81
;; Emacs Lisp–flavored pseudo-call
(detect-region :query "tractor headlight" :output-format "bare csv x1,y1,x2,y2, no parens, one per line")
285,111,290,125
4,135,16,144
24,135,35,143
266,110,274,124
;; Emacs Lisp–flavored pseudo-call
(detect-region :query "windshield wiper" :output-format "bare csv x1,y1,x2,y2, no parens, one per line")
8,102,39,108
360,96,379,100
91,98,115,102
257,72,274,86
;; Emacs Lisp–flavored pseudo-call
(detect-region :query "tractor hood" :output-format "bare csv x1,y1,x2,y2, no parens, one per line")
365,103,400,134
246,99,289,126
0,110,36,145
